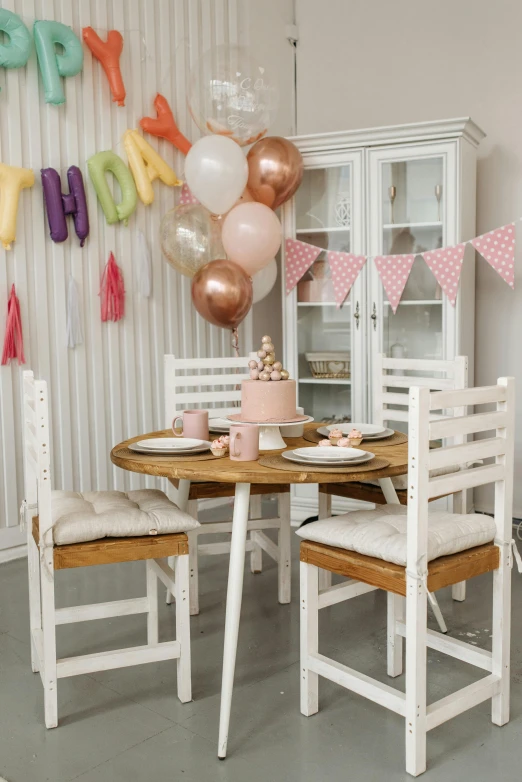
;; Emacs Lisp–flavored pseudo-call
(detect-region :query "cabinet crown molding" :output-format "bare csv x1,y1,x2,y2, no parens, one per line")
288,117,486,153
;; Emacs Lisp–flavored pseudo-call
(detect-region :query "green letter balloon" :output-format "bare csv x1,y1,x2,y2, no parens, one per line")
33,20,83,105
87,151,137,226
0,9,32,70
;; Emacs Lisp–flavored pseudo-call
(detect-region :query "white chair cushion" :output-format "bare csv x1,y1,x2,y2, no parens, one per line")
50,489,200,545
296,504,496,566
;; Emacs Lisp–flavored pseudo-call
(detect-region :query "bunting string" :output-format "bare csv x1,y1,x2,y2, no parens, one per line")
284,221,517,309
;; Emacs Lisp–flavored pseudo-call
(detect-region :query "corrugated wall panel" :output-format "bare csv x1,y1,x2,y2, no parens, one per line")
0,0,249,553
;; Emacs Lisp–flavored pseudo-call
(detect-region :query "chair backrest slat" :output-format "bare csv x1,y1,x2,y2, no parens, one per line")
164,354,250,428
407,377,515,573
373,353,468,429
23,371,53,539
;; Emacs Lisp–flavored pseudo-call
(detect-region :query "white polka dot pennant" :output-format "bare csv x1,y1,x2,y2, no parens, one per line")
179,183,199,206
373,254,416,314
326,251,367,308
471,223,515,289
421,243,467,306
285,238,322,294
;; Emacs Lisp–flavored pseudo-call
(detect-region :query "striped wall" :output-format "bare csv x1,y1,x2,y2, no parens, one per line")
0,0,252,556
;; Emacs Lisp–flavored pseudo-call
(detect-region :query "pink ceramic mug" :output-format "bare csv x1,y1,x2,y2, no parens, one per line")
172,410,209,440
229,424,259,461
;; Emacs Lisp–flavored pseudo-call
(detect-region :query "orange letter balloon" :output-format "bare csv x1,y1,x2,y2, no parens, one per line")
140,94,192,156
82,27,125,106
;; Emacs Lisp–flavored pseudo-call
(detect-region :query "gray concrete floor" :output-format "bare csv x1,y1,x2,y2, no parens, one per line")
1,520,522,782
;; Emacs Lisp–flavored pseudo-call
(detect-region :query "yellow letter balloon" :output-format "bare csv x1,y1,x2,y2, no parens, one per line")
123,129,182,205
0,163,34,249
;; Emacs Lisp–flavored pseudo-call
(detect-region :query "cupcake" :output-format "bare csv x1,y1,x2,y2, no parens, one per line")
318,439,333,447
328,428,344,445
219,435,230,447
210,438,227,457
337,437,351,448
347,428,363,446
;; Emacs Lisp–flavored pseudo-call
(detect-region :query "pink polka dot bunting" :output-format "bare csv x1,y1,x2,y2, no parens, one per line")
421,243,466,306
471,223,515,289
179,183,199,206
326,251,367,308
373,254,416,314
285,238,322,294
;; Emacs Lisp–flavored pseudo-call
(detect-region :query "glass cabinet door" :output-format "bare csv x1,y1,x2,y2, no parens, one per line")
368,143,458,371
283,152,365,425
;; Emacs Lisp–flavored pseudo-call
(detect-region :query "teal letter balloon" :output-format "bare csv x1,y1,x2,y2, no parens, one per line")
0,9,32,70
87,151,137,226
33,20,83,105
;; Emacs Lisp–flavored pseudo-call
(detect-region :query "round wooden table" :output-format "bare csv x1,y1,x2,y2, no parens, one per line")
111,424,408,758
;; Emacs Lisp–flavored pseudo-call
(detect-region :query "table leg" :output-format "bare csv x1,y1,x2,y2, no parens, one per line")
218,482,251,759
167,479,191,605
378,477,401,504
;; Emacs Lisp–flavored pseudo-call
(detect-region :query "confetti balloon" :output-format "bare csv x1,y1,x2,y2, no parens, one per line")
160,204,225,278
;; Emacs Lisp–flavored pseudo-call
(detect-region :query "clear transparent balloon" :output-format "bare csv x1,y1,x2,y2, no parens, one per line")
187,45,279,147
160,204,225,278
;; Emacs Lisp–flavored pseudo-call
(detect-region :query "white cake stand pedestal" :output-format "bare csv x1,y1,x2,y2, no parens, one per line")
227,416,314,451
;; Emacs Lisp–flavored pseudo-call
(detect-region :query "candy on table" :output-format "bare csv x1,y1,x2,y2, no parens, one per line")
249,336,290,381
318,439,333,447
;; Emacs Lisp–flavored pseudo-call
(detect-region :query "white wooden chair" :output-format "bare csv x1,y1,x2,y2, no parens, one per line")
318,354,469,605
22,370,195,728
298,377,516,776
164,354,291,615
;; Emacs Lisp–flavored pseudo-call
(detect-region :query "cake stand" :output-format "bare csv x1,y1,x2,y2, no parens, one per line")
227,415,315,450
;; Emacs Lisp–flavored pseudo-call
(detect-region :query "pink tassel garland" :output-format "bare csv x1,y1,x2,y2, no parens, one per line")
1,285,25,365
100,252,125,322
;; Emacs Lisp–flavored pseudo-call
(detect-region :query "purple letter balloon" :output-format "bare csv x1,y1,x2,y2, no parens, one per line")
41,165,89,246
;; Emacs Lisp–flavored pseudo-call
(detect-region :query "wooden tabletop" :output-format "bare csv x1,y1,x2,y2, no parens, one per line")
110,424,408,486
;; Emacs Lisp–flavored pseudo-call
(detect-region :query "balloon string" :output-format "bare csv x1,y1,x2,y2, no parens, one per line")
232,327,239,358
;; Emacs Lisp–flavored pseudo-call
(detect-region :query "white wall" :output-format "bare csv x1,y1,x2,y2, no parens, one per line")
295,0,522,515
240,0,295,349
0,0,245,559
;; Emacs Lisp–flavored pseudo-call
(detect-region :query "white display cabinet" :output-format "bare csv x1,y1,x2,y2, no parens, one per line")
282,118,485,521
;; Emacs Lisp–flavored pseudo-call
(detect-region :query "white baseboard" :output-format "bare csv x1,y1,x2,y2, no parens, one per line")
0,543,27,563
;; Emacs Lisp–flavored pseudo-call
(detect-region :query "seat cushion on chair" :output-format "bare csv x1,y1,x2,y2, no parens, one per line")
50,489,200,545
296,505,496,566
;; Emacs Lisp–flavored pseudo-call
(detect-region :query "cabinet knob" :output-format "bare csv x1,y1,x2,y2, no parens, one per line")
354,301,360,330
371,303,377,331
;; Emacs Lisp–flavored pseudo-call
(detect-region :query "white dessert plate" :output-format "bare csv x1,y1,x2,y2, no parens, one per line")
317,425,394,440
293,446,370,461
325,423,386,436
209,417,232,432
129,438,211,455
282,450,374,467
136,437,205,451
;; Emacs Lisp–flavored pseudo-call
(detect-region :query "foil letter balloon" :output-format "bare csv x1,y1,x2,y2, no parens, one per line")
33,20,83,105
87,151,137,226
0,9,32,70
140,94,191,155
41,166,89,246
82,27,125,106
123,130,182,205
0,163,34,250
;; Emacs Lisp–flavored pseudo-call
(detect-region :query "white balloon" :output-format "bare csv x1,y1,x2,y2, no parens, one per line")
252,258,278,303
184,136,248,215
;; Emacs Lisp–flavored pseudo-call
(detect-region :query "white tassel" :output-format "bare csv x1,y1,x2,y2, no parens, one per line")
66,275,83,348
137,229,152,297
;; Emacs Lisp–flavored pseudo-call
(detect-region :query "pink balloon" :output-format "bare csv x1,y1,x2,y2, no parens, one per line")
222,202,282,276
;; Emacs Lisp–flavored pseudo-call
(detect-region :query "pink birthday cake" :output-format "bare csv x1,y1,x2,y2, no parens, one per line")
236,336,306,423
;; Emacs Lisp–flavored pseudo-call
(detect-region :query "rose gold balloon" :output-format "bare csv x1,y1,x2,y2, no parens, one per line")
247,136,304,210
191,259,253,330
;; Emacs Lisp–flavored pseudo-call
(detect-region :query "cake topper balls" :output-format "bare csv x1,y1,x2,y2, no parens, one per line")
251,338,289,380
